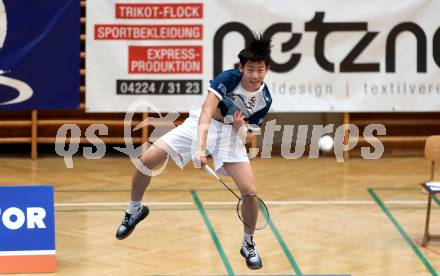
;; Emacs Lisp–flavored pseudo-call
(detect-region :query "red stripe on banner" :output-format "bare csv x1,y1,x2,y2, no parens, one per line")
128,46,203,74
115,3,203,19
0,255,56,273
94,24,203,40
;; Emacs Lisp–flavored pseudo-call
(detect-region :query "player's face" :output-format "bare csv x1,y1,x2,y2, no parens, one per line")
239,60,268,92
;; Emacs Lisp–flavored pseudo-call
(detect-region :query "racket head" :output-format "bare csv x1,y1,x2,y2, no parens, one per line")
236,195,270,230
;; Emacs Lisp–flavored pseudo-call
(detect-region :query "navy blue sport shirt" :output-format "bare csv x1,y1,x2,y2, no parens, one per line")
208,69,272,130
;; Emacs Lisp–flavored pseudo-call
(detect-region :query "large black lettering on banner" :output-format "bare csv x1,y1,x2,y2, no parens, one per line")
213,12,438,77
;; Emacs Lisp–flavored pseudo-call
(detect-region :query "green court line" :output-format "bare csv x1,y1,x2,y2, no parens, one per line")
368,188,438,276
433,195,440,207
191,190,235,276
260,205,303,275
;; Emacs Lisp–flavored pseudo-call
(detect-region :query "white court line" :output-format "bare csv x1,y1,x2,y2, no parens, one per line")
54,200,428,207
55,202,193,207
0,250,56,256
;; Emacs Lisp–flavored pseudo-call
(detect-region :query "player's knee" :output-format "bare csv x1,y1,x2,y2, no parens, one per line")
241,188,257,197
238,179,257,196
139,153,156,169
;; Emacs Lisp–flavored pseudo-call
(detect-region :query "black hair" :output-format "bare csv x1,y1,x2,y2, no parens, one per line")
238,33,272,67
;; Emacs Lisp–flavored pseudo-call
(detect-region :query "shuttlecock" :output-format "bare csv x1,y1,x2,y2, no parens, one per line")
319,135,334,151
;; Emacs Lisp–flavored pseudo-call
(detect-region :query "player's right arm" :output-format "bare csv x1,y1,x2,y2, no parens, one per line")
194,91,220,168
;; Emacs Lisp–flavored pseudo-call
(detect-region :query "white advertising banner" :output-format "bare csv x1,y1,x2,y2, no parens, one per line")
86,0,440,112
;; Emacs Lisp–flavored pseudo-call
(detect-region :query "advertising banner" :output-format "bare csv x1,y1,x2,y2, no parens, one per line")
0,0,80,110
86,0,440,112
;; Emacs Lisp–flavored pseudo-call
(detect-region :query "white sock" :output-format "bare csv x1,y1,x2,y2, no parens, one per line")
243,233,253,246
127,200,141,214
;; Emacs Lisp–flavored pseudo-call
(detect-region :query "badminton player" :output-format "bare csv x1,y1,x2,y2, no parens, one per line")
116,33,273,270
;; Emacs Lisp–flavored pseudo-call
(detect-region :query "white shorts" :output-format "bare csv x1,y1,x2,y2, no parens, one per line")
155,109,249,176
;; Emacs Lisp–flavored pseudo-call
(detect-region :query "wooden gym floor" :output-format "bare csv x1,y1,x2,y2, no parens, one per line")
1,156,439,276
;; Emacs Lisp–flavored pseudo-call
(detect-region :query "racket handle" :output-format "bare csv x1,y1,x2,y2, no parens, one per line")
203,165,220,180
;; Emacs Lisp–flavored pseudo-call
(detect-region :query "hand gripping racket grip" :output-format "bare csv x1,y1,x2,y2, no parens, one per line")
203,165,220,180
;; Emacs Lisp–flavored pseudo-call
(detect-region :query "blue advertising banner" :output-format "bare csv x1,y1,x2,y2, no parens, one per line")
0,186,55,251
0,185,56,273
0,0,80,110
